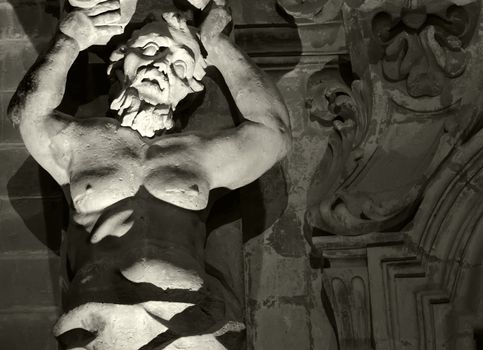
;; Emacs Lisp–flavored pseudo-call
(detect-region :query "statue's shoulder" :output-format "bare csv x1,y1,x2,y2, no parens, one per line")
54,115,135,142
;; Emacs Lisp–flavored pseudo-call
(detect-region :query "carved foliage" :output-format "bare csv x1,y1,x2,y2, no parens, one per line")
370,3,479,98
305,65,388,236
302,0,483,237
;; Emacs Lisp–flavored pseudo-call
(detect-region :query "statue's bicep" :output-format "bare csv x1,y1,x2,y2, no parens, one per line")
19,112,74,185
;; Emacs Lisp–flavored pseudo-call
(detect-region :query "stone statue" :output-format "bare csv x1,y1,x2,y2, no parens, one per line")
8,0,291,348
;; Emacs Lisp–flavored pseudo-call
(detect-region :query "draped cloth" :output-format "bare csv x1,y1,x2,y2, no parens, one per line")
57,188,244,349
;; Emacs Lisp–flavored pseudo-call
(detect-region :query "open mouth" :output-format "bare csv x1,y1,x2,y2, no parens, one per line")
132,68,170,105
132,66,169,90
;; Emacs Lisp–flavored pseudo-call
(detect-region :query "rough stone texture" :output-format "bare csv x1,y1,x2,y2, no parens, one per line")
1,0,335,348
2,0,298,348
0,0,341,348
0,253,60,308
0,198,64,253
239,1,342,342
0,310,60,350
0,0,56,40
12,0,483,349
0,0,62,348
0,146,63,197
281,0,483,349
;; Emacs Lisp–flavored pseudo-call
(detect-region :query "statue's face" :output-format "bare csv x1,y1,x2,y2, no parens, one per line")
110,15,206,137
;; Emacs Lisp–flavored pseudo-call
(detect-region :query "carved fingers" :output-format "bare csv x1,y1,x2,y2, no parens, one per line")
89,205,135,244
83,0,121,16
59,0,123,51
68,0,105,9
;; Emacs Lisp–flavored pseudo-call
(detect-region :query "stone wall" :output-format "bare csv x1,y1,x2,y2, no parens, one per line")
0,0,63,348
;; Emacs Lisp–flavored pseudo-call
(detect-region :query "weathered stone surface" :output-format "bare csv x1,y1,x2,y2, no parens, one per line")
246,242,308,299
0,146,63,198
13,0,483,349
0,0,57,40
0,309,59,350
0,197,64,253
0,252,60,308
4,2,296,349
0,40,38,91
233,0,288,25
253,303,311,350
0,90,15,141
284,0,483,348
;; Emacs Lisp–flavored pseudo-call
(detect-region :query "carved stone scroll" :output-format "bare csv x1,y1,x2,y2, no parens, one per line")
279,0,483,349
303,0,483,237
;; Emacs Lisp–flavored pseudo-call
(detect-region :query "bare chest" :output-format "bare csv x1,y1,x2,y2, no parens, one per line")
66,128,209,213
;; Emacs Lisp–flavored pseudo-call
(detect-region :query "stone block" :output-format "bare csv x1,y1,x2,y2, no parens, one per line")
0,90,18,142
0,146,63,198
233,0,286,25
0,40,38,91
0,0,57,40
0,197,65,253
0,252,60,308
245,235,308,299
0,310,59,350
252,303,310,350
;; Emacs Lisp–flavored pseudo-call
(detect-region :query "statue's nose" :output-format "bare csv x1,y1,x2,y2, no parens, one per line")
153,60,170,74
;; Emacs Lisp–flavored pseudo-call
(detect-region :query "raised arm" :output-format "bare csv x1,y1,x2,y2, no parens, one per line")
7,3,123,184
196,7,291,190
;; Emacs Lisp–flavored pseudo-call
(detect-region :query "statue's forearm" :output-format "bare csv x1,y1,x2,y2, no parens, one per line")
204,36,290,135
8,32,80,125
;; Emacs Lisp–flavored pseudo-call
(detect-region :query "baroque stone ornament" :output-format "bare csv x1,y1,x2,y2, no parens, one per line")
314,129,483,349
280,0,483,349
8,0,291,348
303,0,483,237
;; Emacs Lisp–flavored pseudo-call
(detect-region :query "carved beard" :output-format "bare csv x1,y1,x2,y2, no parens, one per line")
111,84,175,138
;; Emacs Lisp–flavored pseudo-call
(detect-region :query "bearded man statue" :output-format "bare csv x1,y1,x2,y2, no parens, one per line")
8,0,291,349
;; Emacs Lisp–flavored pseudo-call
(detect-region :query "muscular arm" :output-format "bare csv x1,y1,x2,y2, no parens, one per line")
198,35,292,190
8,4,123,185
8,33,80,184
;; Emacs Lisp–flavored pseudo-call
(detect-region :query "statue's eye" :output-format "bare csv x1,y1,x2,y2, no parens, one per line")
142,43,161,56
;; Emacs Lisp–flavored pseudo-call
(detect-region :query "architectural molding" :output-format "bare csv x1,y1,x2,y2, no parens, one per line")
276,0,483,348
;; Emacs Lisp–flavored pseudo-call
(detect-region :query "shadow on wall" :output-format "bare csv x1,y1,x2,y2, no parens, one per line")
6,156,67,309
6,0,68,312
6,157,66,254
7,0,60,52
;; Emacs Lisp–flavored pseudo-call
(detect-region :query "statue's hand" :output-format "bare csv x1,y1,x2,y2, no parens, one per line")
200,2,232,47
59,0,123,51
